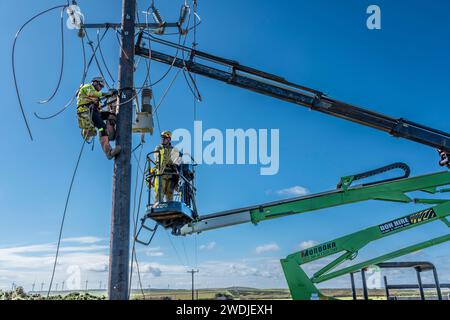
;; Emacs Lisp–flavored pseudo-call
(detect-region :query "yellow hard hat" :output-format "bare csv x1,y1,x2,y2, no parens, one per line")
161,130,172,138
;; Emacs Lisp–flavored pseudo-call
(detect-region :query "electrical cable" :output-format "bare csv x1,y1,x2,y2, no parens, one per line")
85,29,112,89
192,0,199,272
38,6,66,105
179,9,202,102
129,145,147,299
34,28,109,120
12,4,69,140
164,228,187,268
96,29,116,86
47,139,87,298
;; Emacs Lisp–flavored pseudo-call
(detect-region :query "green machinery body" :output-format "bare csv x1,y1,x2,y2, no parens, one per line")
173,168,450,300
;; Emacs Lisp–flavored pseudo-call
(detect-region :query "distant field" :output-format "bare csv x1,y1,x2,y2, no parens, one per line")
11,287,449,300
127,287,450,300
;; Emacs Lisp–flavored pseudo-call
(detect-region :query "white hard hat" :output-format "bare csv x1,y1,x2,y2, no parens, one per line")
92,77,105,86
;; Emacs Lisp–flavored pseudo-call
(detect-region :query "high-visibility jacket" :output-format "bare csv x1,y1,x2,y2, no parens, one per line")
154,144,181,174
77,84,103,110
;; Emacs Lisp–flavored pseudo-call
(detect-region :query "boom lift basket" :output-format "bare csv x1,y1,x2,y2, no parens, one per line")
135,151,198,244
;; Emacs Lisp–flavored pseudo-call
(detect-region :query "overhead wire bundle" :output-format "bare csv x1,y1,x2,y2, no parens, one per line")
12,3,70,140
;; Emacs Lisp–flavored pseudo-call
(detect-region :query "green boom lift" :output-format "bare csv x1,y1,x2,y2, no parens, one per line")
137,163,450,299
133,36,450,299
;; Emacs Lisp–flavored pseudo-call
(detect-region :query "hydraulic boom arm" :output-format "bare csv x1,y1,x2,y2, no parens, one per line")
179,166,450,236
135,33,450,166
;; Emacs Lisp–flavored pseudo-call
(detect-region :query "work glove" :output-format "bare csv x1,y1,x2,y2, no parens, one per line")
105,89,119,97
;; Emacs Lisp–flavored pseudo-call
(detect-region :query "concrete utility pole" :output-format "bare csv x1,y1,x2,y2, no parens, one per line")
187,270,199,300
108,0,136,300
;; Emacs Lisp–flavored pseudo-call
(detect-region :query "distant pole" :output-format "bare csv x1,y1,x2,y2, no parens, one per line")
108,0,136,301
99,280,103,290
85,280,89,292
55,283,59,292
62,281,65,292
187,270,199,300
40,282,45,292
361,268,369,300
31,282,36,293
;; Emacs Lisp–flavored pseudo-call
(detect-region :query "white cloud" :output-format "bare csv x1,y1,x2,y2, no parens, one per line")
147,251,164,257
298,240,319,250
140,264,162,277
255,243,280,254
276,186,309,197
199,241,216,251
145,246,164,257
61,236,104,244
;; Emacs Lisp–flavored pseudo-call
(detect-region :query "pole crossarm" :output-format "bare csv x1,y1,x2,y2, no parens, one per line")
81,22,179,30
281,201,450,300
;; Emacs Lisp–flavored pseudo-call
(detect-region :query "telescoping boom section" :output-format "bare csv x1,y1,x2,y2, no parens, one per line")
135,33,450,167
179,169,450,236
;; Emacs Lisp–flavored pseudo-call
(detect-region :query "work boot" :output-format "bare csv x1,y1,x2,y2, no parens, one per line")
100,136,121,160
107,145,122,160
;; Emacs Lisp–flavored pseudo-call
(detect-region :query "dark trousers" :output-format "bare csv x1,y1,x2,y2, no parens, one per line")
89,105,109,137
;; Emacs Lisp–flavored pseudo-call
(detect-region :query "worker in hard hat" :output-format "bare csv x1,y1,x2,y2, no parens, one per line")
77,77,121,160
148,131,182,204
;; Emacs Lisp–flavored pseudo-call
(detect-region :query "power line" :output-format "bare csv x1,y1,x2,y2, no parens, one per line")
38,6,66,105
96,29,116,86
187,269,199,300
33,28,109,120
47,139,87,298
12,3,69,140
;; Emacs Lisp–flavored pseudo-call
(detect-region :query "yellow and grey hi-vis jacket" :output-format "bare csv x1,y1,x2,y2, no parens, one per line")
77,84,103,112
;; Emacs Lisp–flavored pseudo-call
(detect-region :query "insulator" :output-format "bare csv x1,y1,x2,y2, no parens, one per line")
151,5,165,25
141,87,153,113
179,4,189,25
78,27,85,38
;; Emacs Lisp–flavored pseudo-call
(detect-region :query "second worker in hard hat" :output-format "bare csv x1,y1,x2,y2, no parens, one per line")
77,77,121,160
152,131,182,204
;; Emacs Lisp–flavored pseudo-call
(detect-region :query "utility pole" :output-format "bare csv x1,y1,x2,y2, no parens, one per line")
187,270,199,300
31,282,35,293
40,282,44,293
108,0,136,301
61,281,65,292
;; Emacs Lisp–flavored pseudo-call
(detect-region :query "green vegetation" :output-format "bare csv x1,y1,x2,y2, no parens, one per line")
1,286,447,300
0,287,106,300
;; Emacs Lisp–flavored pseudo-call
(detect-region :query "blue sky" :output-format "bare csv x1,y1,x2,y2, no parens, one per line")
0,0,449,293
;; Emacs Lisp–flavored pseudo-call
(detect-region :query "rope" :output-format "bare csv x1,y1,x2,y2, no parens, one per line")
47,139,87,298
